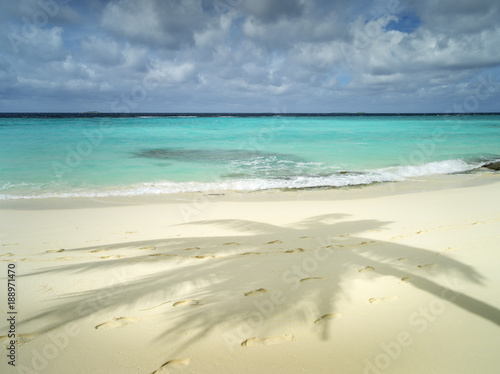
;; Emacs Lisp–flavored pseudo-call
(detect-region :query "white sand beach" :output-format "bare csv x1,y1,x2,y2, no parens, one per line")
1,173,500,374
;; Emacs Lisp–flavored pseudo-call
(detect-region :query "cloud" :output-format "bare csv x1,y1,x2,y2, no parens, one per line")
0,0,80,25
194,12,233,49
101,0,208,49
240,0,304,23
11,26,67,61
146,60,198,86
80,36,123,66
0,0,499,112
240,1,350,50
414,0,500,33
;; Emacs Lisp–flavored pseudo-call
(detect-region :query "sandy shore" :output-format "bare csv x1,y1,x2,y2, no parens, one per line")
1,173,500,374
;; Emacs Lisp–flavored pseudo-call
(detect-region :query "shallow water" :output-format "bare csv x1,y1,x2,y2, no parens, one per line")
0,115,499,199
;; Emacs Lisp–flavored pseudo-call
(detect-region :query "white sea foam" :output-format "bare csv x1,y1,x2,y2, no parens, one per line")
0,159,494,200
378,159,477,179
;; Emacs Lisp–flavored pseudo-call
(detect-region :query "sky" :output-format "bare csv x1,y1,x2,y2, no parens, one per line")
1,0,500,113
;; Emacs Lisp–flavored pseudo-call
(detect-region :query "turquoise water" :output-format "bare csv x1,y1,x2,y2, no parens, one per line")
0,115,499,199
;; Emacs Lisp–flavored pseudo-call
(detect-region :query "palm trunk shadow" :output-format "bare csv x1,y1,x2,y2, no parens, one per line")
375,266,500,326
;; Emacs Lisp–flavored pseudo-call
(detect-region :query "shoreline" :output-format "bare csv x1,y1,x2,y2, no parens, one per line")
1,172,500,373
0,171,498,210
1,158,499,204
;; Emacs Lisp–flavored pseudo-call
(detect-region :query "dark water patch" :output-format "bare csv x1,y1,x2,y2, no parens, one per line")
276,181,383,192
132,148,304,164
220,169,368,181
450,170,482,175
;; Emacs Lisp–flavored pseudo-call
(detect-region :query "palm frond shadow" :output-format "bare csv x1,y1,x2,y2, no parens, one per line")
22,213,500,355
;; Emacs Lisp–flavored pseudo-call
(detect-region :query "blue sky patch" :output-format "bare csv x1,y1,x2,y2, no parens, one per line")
385,12,422,34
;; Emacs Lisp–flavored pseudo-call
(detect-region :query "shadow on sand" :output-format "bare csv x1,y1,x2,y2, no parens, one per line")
21,213,500,356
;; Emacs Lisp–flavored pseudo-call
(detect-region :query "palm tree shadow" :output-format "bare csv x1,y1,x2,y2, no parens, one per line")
21,213,500,356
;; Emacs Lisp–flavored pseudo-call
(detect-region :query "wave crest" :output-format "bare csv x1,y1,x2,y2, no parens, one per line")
0,159,494,200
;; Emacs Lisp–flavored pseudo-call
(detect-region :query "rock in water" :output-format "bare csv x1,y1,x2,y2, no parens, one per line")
483,161,500,170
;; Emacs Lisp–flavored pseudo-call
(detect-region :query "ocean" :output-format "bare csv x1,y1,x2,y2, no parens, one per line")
0,114,499,200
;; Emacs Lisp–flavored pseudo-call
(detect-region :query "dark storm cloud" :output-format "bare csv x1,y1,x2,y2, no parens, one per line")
101,0,209,49
240,0,304,23
413,0,500,34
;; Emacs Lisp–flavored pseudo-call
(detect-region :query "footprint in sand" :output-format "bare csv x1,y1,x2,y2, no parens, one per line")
325,244,344,249
300,277,323,282
418,263,436,269
89,248,110,253
240,252,261,256
139,246,157,250
95,317,136,330
369,296,398,304
1,333,39,347
16,333,39,346
183,247,200,251
358,266,375,272
99,255,124,259
241,334,295,347
299,236,310,239
148,253,171,257
284,248,305,253
172,300,203,307
223,242,239,246
45,248,65,253
267,240,283,244
151,358,190,374
401,277,412,283
244,288,268,297
194,255,217,259
314,313,342,324
0,253,15,257
440,247,456,255
39,284,53,293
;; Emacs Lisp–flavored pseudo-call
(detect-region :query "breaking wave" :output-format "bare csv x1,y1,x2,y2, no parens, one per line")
0,159,495,200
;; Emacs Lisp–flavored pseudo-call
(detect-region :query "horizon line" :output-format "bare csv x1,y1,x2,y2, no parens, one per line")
1,112,500,117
